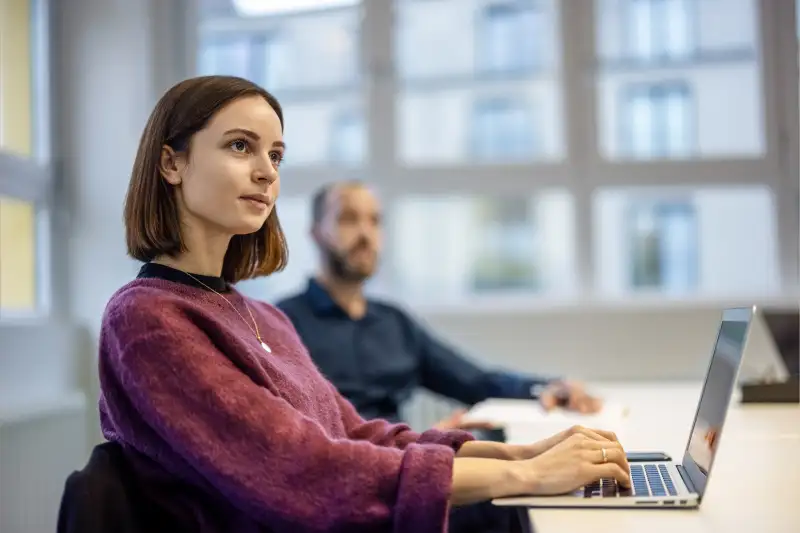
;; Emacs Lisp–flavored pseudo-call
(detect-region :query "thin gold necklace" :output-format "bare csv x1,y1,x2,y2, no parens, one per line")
181,270,272,354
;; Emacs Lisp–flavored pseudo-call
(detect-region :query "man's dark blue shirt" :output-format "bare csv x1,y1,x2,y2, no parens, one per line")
276,279,551,423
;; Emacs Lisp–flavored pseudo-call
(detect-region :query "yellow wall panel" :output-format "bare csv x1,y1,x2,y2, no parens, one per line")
0,0,35,311
0,197,35,310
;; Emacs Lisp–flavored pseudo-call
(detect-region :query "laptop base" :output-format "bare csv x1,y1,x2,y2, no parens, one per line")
493,496,699,509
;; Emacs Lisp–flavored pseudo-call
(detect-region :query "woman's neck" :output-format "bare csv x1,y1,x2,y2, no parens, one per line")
154,226,232,277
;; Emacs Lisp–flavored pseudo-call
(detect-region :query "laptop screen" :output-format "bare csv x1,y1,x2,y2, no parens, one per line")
683,308,753,495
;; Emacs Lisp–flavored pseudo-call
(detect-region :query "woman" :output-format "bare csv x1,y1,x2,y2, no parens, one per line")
99,75,630,532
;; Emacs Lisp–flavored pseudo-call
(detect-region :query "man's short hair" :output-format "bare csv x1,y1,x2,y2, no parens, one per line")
311,181,364,227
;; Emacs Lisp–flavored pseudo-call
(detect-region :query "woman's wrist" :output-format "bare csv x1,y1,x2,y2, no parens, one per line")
450,457,532,505
457,441,518,461
501,460,534,497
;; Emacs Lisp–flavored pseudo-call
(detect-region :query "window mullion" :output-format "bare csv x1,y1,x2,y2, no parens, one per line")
563,0,597,294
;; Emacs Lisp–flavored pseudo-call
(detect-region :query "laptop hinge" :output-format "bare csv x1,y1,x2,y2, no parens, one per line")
676,464,697,494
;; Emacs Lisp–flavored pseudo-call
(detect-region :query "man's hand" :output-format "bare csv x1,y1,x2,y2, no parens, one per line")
507,424,621,461
539,380,603,413
434,409,497,431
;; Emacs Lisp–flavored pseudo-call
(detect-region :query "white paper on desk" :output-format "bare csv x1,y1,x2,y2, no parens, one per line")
463,398,629,443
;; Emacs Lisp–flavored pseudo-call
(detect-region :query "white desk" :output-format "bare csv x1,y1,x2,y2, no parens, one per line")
473,382,800,533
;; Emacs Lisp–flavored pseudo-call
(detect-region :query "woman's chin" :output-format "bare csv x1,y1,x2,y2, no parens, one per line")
231,216,269,236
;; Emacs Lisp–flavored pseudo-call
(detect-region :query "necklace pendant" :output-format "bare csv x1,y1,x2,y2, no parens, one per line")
260,341,272,353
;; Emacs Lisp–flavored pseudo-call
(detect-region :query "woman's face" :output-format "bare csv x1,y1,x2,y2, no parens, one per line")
162,95,284,237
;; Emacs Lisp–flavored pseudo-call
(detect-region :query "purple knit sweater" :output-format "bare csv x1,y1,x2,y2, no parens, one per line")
98,278,474,532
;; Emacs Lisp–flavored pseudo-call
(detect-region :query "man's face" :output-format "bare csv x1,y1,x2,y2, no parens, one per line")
315,185,382,282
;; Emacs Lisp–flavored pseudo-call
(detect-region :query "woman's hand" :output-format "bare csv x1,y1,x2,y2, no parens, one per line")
508,425,621,461
513,432,631,496
451,429,629,505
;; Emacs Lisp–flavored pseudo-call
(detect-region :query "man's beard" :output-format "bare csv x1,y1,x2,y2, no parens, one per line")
321,242,375,283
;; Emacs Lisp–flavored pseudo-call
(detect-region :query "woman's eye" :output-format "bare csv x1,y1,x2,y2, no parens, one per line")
230,139,249,153
269,151,284,166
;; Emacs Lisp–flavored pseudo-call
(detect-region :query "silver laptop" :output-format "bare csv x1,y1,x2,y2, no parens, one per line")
493,306,755,509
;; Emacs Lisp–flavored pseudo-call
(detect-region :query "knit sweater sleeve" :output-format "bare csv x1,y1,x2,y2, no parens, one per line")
100,292,455,532
332,390,476,452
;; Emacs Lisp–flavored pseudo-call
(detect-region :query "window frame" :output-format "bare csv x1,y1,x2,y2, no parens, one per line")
191,0,799,310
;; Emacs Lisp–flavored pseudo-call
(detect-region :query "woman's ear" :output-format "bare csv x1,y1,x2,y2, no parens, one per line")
159,145,185,185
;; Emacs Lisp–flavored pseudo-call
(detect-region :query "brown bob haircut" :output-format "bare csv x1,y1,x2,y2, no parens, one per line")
124,75,288,283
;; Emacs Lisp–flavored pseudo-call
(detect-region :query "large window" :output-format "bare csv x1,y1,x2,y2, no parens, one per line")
197,0,797,306
0,0,50,318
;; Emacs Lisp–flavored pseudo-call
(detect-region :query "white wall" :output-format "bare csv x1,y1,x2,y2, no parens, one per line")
421,303,790,384
56,0,165,334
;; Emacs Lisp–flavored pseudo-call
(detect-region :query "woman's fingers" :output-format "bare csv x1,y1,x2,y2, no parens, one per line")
591,463,632,487
580,440,630,476
569,425,619,443
582,446,626,466
601,447,628,468
586,428,617,442
584,438,624,452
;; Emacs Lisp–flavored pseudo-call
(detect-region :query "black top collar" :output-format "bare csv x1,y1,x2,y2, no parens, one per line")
137,263,230,293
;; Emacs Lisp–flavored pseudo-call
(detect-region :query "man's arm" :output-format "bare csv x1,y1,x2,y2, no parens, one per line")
409,314,553,405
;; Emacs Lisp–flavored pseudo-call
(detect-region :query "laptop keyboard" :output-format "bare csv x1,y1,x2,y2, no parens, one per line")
583,463,679,498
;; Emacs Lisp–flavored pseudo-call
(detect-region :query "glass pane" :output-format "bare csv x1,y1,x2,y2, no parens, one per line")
0,197,36,312
391,192,576,302
596,0,765,160
593,185,779,296
197,0,365,166
0,0,32,156
629,201,696,291
395,0,564,165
